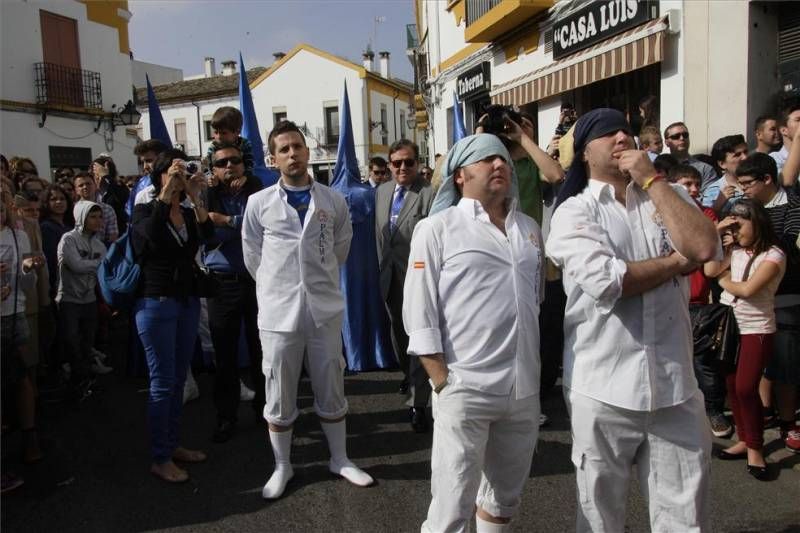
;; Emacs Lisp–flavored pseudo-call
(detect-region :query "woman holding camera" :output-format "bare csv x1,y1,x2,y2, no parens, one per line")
704,200,786,480
131,149,213,483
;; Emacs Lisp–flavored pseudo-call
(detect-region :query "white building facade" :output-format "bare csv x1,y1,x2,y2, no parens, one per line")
137,44,415,184
412,0,797,158
0,0,140,178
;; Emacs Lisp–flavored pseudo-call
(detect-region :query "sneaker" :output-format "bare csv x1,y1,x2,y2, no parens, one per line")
239,379,255,401
539,413,550,427
90,356,113,375
183,375,200,405
709,413,734,438
784,426,800,454
1,472,24,494
91,348,109,362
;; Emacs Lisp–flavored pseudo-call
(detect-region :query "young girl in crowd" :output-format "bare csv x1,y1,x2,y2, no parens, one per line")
705,199,786,480
39,185,74,298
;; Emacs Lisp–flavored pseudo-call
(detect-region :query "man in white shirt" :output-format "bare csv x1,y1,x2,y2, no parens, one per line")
242,121,373,500
404,133,544,533
547,109,720,533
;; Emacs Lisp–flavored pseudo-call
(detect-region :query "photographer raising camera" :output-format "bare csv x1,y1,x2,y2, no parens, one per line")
476,106,564,226
130,149,214,484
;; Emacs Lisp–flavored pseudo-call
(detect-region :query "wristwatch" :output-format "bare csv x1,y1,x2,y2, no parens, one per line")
226,216,236,228
433,375,449,394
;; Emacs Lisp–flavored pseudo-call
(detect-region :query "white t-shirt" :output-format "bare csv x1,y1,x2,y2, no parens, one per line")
721,246,786,334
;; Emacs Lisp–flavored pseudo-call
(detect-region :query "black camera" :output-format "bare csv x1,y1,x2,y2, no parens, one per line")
555,106,577,136
185,161,199,175
479,105,523,137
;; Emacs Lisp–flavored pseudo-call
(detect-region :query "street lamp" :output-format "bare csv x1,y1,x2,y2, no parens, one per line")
115,100,141,126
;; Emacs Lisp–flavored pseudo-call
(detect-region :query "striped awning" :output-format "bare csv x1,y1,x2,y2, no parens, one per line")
492,16,669,106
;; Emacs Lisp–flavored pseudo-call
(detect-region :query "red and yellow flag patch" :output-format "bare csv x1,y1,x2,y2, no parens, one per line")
413,261,425,269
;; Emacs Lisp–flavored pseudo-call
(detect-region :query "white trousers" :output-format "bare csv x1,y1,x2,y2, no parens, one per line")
565,388,711,533
422,374,540,533
259,308,347,426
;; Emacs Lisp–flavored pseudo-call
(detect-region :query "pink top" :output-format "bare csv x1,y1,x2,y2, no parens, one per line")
721,246,786,334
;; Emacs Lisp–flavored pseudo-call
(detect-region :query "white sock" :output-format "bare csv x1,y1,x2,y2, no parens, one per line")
262,429,294,499
320,420,373,487
475,514,509,533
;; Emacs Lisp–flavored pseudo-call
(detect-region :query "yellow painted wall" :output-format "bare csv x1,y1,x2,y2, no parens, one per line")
79,0,130,54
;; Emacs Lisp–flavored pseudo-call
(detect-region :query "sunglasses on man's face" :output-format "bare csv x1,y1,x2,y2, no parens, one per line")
371,169,387,176
390,158,416,169
667,131,689,141
213,156,243,168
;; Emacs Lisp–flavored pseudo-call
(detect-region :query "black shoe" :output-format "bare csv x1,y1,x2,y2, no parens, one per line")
717,449,747,460
398,379,409,395
746,463,769,481
409,407,429,433
212,420,236,443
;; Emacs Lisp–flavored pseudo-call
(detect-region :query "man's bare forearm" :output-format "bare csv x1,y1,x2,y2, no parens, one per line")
521,136,564,184
419,354,448,387
621,255,686,298
646,180,718,263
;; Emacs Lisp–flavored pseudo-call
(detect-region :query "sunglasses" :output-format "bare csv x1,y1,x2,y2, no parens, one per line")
213,156,243,168
667,132,689,141
390,158,416,169
371,169,387,176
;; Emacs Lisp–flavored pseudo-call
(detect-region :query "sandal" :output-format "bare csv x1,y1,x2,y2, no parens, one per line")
173,447,207,463
150,462,189,483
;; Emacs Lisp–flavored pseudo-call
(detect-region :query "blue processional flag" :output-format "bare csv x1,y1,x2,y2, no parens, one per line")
126,76,173,217
331,81,395,372
238,52,279,188
146,75,172,148
453,90,467,143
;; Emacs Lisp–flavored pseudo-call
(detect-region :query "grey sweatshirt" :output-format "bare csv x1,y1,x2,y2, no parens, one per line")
56,201,107,304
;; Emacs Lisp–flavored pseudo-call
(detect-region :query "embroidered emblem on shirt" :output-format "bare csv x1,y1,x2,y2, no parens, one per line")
317,209,329,224
413,261,425,269
318,209,329,262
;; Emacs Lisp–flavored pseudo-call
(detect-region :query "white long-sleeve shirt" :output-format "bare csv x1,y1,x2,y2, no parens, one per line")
546,179,708,412
403,198,544,400
242,179,352,332
0,227,36,317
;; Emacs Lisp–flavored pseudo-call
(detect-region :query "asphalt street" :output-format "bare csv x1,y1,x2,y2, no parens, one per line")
2,366,800,533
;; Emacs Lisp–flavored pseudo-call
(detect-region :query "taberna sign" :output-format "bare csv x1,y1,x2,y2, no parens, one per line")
552,0,657,60
457,62,491,100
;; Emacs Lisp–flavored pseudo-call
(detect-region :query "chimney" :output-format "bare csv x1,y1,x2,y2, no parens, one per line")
204,57,216,78
273,52,286,63
379,51,390,78
362,50,375,72
221,60,236,76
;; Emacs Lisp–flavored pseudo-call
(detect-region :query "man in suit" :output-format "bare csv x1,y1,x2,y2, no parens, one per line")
376,139,435,432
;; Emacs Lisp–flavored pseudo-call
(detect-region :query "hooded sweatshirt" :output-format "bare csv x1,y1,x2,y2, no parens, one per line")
56,201,107,304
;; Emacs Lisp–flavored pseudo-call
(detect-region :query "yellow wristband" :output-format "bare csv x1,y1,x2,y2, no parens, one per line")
641,175,663,191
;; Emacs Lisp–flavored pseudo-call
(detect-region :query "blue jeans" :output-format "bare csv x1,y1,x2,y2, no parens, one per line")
134,297,200,464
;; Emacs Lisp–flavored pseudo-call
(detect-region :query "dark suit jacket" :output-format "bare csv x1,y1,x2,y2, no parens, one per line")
375,176,435,299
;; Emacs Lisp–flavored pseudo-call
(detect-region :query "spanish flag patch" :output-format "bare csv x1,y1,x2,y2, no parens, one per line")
413,261,425,269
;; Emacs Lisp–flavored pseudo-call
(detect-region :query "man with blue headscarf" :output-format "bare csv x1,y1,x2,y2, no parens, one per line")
404,133,545,533
546,109,721,532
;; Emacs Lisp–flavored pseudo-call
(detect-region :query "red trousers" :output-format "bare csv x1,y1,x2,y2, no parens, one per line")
726,334,774,449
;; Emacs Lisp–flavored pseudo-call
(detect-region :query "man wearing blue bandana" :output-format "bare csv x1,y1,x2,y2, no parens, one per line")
546,109,721,532
404,133,545,533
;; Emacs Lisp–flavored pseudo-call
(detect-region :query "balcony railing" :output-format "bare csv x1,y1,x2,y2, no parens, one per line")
34,62,102,110
466,0,501,26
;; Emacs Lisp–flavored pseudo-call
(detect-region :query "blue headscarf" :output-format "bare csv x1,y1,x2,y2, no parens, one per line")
554,108,632,208
430,133,519,215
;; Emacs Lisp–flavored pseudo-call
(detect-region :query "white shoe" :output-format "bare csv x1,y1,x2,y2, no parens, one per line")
261,465,294,499
329,458,373,487
240,379,255,401
183,377,200,404
90,356,113,375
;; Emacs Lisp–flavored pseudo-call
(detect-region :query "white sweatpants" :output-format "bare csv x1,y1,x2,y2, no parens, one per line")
259,308,347,426
565,388,711,533
422,374,540,533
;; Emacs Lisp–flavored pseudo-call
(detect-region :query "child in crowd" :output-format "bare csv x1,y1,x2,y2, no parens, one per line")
673,165,734,437
205,106,254,176
705,199,786,480
56,201,107,397
639,126,663,161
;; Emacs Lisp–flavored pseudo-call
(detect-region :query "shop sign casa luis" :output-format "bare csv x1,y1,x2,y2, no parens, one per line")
552,0,657,59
